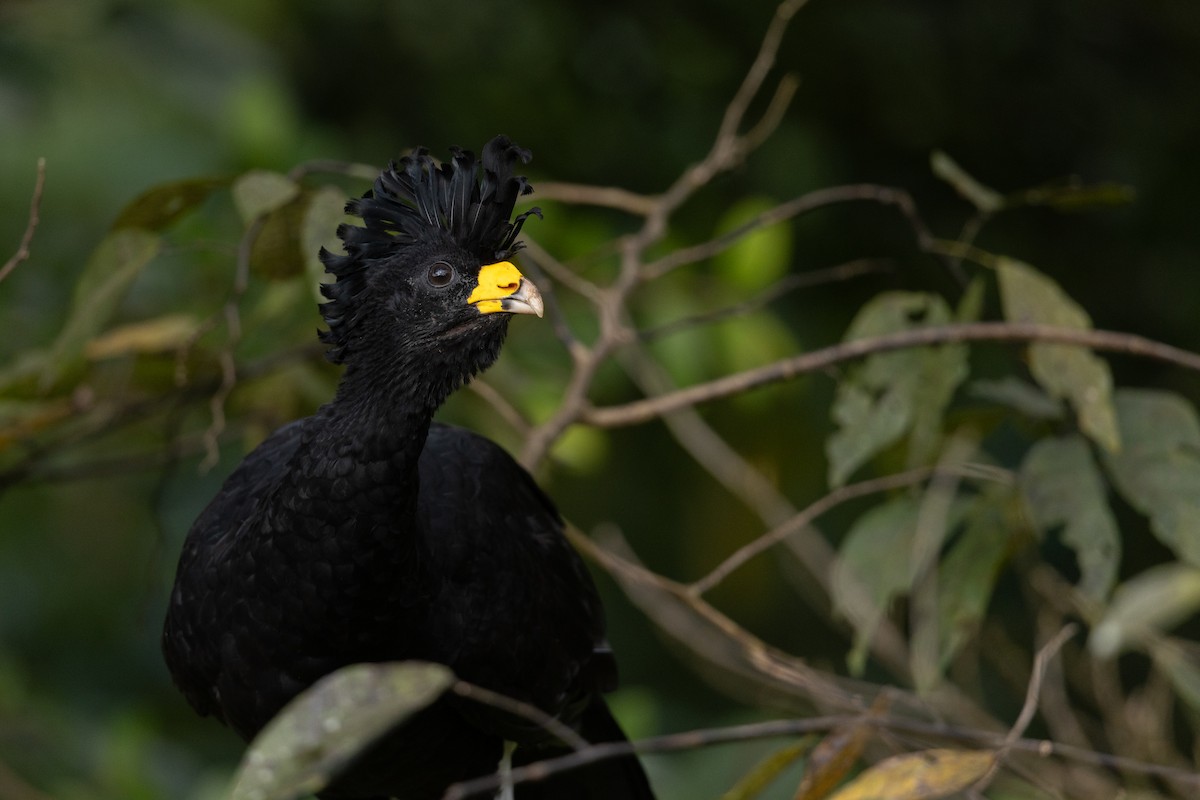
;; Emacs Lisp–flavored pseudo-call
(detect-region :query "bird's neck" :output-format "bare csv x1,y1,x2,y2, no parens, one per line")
324,364,444,462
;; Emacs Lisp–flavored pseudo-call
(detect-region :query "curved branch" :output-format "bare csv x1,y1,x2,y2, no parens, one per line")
583,322,1200,428
0,157,46,285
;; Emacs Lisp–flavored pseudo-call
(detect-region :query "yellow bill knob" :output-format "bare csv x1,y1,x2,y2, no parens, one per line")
467,261,544,317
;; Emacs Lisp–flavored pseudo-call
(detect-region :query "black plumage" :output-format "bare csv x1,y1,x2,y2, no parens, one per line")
162,137,654,799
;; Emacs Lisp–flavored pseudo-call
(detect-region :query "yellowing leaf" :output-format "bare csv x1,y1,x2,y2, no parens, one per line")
827,749,994,800
1020,436,1120,601
721,740,813,800
996,258,1119,452
793,717,875,800
84,314,199,360
229,662,454,800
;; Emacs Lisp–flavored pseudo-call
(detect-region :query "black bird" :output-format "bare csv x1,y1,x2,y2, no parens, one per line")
162,136,654,799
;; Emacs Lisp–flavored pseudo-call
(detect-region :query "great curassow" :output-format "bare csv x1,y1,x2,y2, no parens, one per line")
162,136,655,799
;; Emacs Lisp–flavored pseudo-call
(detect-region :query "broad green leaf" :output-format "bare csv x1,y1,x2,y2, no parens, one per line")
1020,436,1120,601
711,196,793,292
955,275,986,323
40,228,162,388
248,196,308,279
1090,565,1200,658
827,292,967,486
1102,389,1200,565
84,313,199,360
303,186,350,303
937,487,1019,670
111,176,228,231
996,257,1120,452
229,661,454,800
1150,641,1200,714
1017,179,1136,212
233,169,300,224
827,748,995,800
968,376,1064,420
930,150,1004,213
833,496,918,675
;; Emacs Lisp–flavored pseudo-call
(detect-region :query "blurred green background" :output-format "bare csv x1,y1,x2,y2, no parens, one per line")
2,1,1200,797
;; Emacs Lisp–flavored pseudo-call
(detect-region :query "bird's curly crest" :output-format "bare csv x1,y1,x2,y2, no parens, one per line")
318,135,540,363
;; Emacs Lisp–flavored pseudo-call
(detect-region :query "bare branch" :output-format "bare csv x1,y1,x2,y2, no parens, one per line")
584,322,1200,428
639,258,889,342
528,182,659,216
465,379,532,438
715,0,809,147
642,184,934,280
0,157,47,285
690,462,1011,597
450,681,588,751
286,158,380,184
442,709,1200,800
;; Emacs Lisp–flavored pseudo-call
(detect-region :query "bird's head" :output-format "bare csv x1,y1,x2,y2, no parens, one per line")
318,136,542,399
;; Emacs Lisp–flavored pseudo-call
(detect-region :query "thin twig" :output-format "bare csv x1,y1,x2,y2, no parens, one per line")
465,380,532,437
639,258,889,342
972,625,1079,794
0,157,47,285
450,681,588,751
198,211,266,471
528,182,659,216
441,709,1200,800
583,322,1200,428
518,0,808,469
689,462,1009,597
642,184,937,280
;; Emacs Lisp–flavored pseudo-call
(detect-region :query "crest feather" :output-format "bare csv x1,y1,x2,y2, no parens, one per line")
317,135,540,363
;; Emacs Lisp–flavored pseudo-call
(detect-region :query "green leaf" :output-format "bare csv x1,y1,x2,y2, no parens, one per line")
833,496,918,675
968,376,1063,420
229,662,455,800
303,186,350,303
111,176,228,231
1016,179,1137,212
233,169,300,224
711,196,793,292
826,292,967,486
40,228,162,388
996,257,1120,452
1090,565,1200,658
1102,389,1200,565
248,196,308,279
937,487,1019,670
1150,641,1200,714
930,150,1004,213
1020,436,1120,601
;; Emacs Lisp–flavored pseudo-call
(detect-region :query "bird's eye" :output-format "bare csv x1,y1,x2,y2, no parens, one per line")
426,262,455,288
